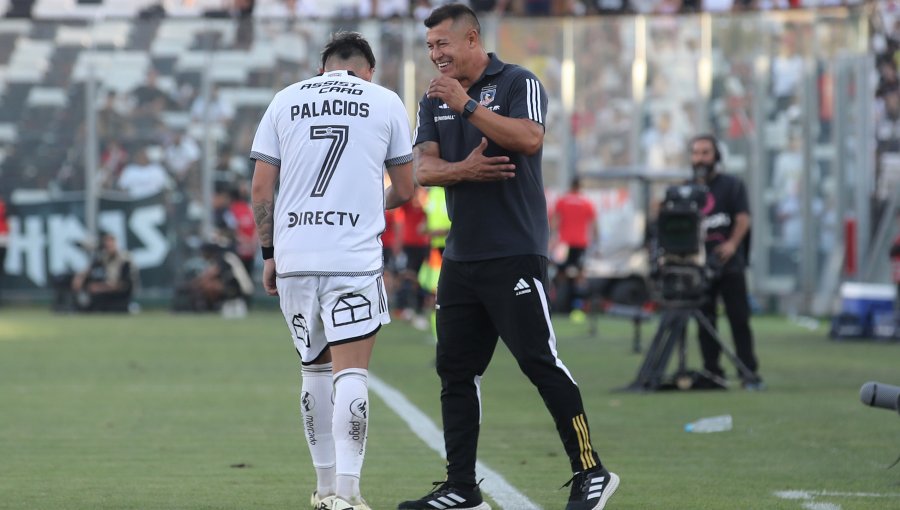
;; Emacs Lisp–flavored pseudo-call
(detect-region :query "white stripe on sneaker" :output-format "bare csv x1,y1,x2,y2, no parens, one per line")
427,501,446,509
447,493,466,503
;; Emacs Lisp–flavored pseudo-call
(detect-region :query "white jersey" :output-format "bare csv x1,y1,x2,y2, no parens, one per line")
251,70,413,276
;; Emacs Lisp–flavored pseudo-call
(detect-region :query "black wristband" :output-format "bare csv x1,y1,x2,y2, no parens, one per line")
261,246,274,260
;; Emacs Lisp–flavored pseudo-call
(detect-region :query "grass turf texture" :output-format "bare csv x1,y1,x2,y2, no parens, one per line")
0,309,898,509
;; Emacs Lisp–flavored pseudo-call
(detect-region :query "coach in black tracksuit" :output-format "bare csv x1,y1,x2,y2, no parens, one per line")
398,5,618,510
689,135,762,390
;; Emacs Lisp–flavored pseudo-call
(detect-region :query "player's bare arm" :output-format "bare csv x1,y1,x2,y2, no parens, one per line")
414,139,515,187
250,160,278,246
427,75,544,155
250,160,279,295
385,161,414,210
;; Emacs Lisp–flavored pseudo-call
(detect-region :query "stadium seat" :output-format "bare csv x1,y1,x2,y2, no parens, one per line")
25,86,67,108
31,0,157,19
219,87,273,108
7,38,52,82
0,122,16,143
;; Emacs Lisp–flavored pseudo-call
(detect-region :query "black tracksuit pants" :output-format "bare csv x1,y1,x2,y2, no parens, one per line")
435,255,602,486
698,270,759,377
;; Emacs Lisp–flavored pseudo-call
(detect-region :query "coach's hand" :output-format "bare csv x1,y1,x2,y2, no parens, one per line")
461,137,516,181
426,76,469,112
263,258,278,296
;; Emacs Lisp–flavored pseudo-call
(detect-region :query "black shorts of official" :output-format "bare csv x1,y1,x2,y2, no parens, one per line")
435,255,601,485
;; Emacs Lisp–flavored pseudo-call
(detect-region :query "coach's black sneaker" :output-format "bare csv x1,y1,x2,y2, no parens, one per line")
563,467,620,510
397,481,491,510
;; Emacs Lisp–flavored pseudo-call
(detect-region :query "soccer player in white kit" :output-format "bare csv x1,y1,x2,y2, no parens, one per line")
250,32,414,510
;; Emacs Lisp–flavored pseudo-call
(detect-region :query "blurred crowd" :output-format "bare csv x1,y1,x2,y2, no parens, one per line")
873,1,900,201
2,0,866,20
83,67,259,315
204,0,867,18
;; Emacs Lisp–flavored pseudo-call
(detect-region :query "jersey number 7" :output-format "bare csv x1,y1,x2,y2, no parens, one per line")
310,125,350,197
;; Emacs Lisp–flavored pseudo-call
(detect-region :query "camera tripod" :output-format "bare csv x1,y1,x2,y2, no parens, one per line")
624,300,761,392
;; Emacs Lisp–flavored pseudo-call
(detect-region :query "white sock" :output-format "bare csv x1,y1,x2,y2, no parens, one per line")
301,362,335,497
332,368,368,501
314,466,335,498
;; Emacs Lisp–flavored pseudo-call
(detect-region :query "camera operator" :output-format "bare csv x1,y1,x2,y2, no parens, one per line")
70,232,137,313
175,241,254,315
690,135,762,390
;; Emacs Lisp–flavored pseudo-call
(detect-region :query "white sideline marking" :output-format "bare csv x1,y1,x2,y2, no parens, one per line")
370,374,542,510
775,490,900,499
802,503,840,510
775,489,900,510
788,315,821,331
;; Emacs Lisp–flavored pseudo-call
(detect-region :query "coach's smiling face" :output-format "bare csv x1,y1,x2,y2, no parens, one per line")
426,18,481,88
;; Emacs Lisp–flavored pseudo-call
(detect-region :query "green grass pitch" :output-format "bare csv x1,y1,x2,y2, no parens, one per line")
0,308,898,509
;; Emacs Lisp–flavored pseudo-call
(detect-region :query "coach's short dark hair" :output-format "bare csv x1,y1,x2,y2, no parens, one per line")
321,31,376,69
424,3,480,34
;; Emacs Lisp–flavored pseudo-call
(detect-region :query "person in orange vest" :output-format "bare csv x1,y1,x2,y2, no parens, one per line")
418,186,451,340
382,204,405,313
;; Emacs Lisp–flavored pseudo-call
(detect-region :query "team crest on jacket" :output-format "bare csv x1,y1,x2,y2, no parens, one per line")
480,85,497,106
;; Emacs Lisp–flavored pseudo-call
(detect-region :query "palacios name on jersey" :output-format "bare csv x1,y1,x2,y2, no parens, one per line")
291,100,370,121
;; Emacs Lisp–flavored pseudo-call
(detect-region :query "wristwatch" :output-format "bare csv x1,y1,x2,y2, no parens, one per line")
461,98,478,119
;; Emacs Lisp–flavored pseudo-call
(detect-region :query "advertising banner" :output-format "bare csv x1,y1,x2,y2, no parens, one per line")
2,192,172,291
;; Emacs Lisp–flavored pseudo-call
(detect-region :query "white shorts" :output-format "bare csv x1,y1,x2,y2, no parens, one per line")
277,274,390,364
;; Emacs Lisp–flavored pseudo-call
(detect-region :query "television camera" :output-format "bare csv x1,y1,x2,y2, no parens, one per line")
624,183,760,392
652,183,715,306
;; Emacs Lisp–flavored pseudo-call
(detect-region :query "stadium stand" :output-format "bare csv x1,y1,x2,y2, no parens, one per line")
0,0,882,313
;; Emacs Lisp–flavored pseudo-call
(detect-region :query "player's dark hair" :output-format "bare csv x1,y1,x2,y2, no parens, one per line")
424,3,480,34
321,31,376,70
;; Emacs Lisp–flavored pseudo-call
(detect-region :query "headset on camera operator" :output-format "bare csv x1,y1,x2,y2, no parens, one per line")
689,135,762,390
